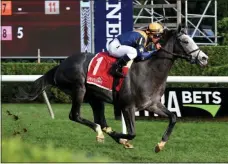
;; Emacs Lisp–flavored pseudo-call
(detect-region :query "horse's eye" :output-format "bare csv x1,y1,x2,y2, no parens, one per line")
181,40,189,44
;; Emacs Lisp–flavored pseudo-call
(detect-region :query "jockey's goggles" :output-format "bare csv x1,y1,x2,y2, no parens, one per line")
152,33,162,38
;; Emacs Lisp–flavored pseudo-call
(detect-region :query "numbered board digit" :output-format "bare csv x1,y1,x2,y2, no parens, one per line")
17,27,24,39
45,1,60,15
1,1,12,15
1,26,12,40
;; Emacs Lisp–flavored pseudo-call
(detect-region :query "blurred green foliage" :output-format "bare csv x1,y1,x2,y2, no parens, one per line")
2,137,112,162
218,17,228,45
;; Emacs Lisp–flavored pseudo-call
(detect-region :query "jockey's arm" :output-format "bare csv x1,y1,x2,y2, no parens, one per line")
135,36,158,60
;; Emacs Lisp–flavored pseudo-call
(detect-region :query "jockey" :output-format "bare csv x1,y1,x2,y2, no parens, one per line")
108,22,164,77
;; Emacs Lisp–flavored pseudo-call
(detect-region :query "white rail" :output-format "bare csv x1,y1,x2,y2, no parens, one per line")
2,75,42,82
2,75,228,83
167,76,228,83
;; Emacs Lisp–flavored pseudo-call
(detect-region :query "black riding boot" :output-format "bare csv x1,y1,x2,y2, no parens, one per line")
110,55,131,78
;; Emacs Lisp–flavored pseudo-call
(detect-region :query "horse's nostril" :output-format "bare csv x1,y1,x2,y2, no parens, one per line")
202,57,207,61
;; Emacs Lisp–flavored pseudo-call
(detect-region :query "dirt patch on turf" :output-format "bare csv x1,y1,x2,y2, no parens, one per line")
6,110,28,136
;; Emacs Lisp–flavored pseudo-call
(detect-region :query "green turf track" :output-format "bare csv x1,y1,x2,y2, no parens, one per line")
2,103,228,162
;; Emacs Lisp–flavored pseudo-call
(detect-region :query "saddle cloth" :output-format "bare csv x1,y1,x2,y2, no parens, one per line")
86,52,129,91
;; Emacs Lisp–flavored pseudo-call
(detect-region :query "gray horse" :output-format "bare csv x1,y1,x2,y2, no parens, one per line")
17,26,208,152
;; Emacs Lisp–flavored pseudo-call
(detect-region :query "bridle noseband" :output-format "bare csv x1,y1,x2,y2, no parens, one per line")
187,48,201,64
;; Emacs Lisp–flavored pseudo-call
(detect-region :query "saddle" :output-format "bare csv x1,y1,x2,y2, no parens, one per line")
86,52,131,92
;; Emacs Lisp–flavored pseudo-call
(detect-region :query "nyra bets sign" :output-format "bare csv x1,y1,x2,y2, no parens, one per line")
114,88,228,119
94,0,133,53
137,88,228,118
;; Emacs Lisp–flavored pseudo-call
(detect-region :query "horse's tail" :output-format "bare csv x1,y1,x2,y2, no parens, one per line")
16,66,59,101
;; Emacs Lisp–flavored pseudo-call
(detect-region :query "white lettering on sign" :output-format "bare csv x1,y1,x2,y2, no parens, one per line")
154,92,181,117
106,3,121,19
182,91,221,104
167,91,181,117
202,91,212,103
182,91,192,103
106,2,122,50
106,23,121,38
193,91,202,103
212,91,222,104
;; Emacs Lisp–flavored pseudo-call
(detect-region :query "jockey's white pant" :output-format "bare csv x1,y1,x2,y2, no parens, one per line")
107,38,137,60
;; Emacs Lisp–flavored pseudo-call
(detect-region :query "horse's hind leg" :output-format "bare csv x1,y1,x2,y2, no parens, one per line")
69,86,104,142
148,102,177,153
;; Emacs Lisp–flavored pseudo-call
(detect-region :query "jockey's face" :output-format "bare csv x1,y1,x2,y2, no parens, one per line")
151,34,161,43
148,33,154,41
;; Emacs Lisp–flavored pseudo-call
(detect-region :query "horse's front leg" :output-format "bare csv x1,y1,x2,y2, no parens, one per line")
107,107,136,149
147,103,177,153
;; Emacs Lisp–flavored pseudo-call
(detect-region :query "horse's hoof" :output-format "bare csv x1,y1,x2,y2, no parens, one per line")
154,143,165,153
96,136,104,143
119,139,134,149
124,142,134,149
155,144,161,153
119,138,127,144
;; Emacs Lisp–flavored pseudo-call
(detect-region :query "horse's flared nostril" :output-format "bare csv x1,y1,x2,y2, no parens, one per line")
202,56,208,61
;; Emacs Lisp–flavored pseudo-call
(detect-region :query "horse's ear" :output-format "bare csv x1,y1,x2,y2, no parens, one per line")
177,23,182,33
163,26,169,34
179,26,188,35
182,28,188,34
163,26,168,31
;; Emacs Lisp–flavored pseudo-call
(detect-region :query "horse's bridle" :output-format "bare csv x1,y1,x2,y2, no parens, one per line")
160,47,192,61
187,48,201,64
160,33,201,64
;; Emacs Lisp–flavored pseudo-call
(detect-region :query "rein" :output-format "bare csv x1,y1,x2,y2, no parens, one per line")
160,32,201,63
152,31,202,63
159,47,192,61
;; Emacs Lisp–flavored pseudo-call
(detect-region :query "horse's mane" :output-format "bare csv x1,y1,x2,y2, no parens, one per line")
162,29,177,47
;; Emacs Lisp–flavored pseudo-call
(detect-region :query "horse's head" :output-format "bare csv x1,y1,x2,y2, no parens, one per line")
162,24,208,66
